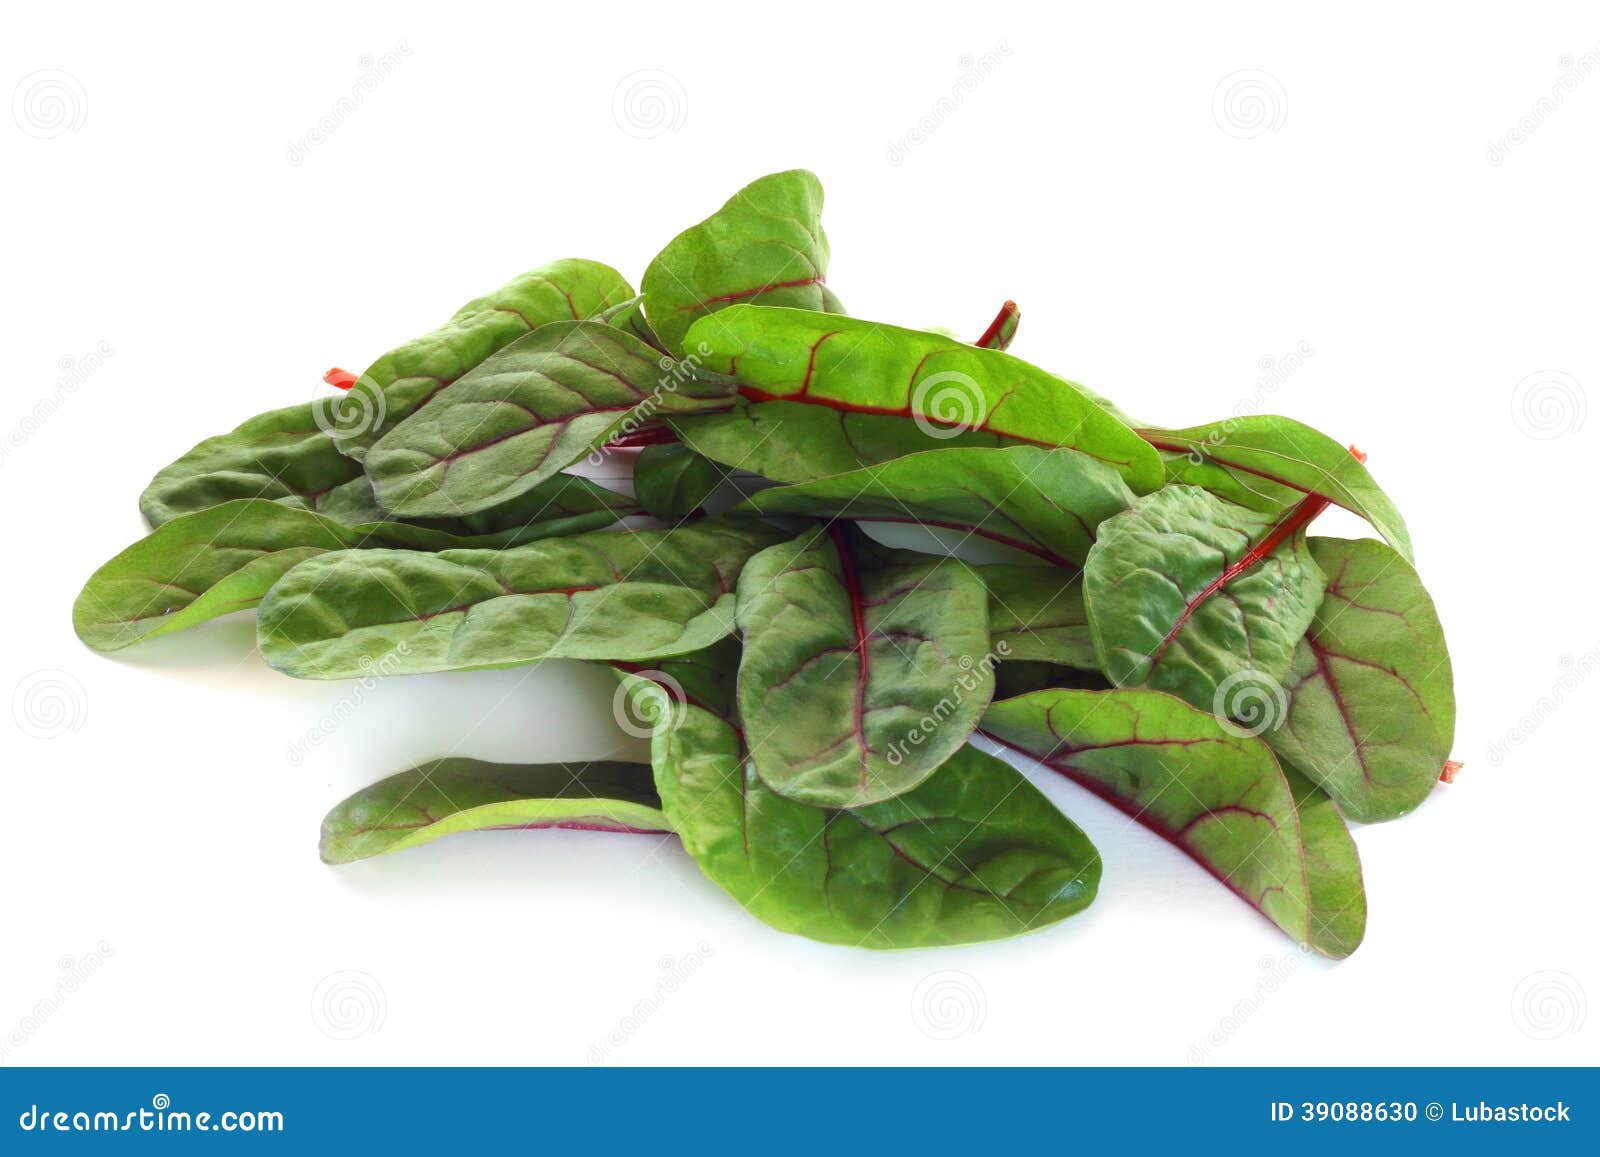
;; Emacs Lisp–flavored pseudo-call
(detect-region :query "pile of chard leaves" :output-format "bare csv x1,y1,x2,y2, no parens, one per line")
74,170,1456,956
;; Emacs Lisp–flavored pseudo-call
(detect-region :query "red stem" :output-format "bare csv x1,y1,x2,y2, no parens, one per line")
323,367,358,391
975,300,1020,349
604,425,678,449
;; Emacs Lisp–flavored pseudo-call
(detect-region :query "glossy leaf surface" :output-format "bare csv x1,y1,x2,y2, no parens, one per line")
687,306,1163,491
641,169,840,356
735,527,993,807
257,521,783,678
651,699,1100,948
1265,537,1456,822
320,758,667,864
982,688,1365,957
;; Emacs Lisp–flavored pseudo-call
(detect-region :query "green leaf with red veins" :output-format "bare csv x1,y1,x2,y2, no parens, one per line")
1136,416,1413,560
319,758,668,864
332,258,635,460
648,698,1100,949
596,294,667,352
1084,485,1326,714
733,445,1133,568
1264,537,1456,822
641,169,842,357
670,397,1007,483
980,565,1097,669
685,306,1163,493
256,520,784,679
363,321,735,518
981,687,1365,958
735,525,994,808
633,441,723,521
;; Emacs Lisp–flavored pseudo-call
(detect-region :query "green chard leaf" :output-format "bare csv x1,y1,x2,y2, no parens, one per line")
332,258,635,460
641,169,842,357
981,565,1097,669
140,402,362,526
734,525,993,808
650,698,1100,949
1138,416,1412,560
633,441,723,521
732,445,1133,567
610,638,742,725
364,321,734,518
686,306,1163,492
670,397,1007,483
596,294,667,351
1264,537,1456,822
319,758,668,864
1084,485,1326,714
76,481,641,652
982,688,1365,957
256,520,784,679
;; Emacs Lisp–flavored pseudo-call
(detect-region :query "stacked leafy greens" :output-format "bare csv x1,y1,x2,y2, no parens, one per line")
74,170,1456,956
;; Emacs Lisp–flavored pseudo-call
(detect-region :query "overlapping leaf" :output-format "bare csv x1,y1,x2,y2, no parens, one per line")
641,169,842,356
1265,537,1456,822
734,445,1133,567
1084,485,1325,713
333,258,634,459
982,687,1365,957
319,758,668,864
364,321,734,518
633,442,722,521
981,565,1096,669
735,526,993,807
257,521,784,678
650,697,1100,949
686,306,1163,492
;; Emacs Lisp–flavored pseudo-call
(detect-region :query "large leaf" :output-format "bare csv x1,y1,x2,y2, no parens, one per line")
982,688,1365,957
319,758,668,864
733,445,1133,567
641,169,841,357
735,526,993,807
650,698,1100,948
686,306,1163,492
981,565,1096,669
140,402,362,526
364,321,734,518
633,441,722,521
1137,416,1412,560
312,472,640,543
1084,485,1326,713
257,521,784,678
1264,537,1456,822
332,258,634,460
671,397,1006,483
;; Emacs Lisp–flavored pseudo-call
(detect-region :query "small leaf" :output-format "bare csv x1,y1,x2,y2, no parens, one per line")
1138,416,1413,560
982,687,1365,957
686,306,1163,492
981,565,1096,668
641,170,840,357
735,526,993,807
320,758,667,864
633,442,722,521
257,521,784,678
734,445,1132,567
650,699,1100,948
365,321,734,517
1084,485,1326,712
333,258,635,460
1265,537,1456,822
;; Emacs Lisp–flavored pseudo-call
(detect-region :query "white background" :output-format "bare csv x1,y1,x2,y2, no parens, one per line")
3,1,1596,1066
